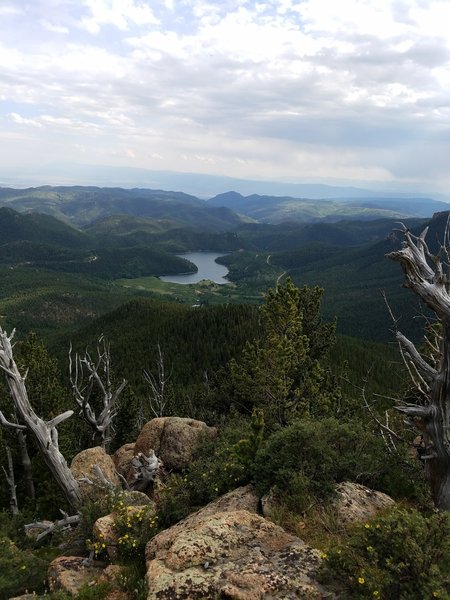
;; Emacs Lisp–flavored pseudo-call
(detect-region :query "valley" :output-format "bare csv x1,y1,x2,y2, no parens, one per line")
0,184,447,600
0,185,442,343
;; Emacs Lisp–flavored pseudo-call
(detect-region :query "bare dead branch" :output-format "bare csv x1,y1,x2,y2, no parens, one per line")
69,335,127,449
143,343,172,418
387,221,450,510
129,450,162,492
0,326,81,510
25,512,80,542
2,446,19,515
0,410,26,430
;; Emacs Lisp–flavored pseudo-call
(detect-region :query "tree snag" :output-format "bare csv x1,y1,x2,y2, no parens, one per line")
143,343,172,418
388,222,450,510
69,335,127,450
2,446,19,515
0,327,82,510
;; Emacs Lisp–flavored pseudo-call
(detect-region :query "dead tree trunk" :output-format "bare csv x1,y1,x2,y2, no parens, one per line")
388,224,450,510
2,446,19,515
143,343,172,418
0,328,82,510
17,429,35,500
69,335,127,451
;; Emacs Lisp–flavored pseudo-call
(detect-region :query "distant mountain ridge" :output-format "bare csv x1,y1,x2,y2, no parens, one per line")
3,163,448,200
208,191,448,223
0,186,251,230
0,185,446,230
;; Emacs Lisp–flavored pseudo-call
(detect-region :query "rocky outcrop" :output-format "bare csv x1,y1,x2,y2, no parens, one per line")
93,514,117,560
145,488,334,599
195,483,259,518
113,442,135,480
120,490,153,506
261,487,278,517
47,558,131,599
93,501,157,560
47,556,105,595
71,447,121,502
333,482,395,527
97,564,133,600
134,417,217,471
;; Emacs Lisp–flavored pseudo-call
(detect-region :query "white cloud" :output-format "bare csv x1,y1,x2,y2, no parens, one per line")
8,113,43,128
41,20,70,34
0,0,449,191
79,0,159,33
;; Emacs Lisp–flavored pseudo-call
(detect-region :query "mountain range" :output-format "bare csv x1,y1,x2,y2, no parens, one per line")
0,184,446,343
0,185,447,227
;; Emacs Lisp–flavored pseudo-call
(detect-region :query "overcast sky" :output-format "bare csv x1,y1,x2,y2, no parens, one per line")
1,0,449,193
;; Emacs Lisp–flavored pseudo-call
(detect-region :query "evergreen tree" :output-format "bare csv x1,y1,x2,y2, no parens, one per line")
229,279,340,425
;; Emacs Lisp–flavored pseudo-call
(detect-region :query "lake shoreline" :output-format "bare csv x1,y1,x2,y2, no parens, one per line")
160,252,230,285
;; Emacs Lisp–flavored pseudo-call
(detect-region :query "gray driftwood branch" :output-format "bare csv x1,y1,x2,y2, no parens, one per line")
0,327,81,510
387,221,450,510
69,335,127,450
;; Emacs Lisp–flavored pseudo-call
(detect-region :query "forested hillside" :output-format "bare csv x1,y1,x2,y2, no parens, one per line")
208,190,448,223
2,277,446,599
0,187,449,599
0,193,440,344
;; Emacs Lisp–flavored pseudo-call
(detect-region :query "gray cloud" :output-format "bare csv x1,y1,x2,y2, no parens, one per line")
0,0,449,192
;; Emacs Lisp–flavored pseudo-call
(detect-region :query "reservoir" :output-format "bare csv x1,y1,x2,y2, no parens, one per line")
160,252,229,285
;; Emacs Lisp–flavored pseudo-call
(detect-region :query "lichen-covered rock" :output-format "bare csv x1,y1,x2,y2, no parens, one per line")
47,556,105,595
93,514,117,560
261,487,278,518
71,447,121,501
97,564,133,600
333,482,395,527
113,442,135,479
145,508,334,599
93,500,157,560
196,484,259,518
134,417,217,471
120,490,152,506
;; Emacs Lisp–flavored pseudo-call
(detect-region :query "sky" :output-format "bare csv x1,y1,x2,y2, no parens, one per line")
1,0,450,193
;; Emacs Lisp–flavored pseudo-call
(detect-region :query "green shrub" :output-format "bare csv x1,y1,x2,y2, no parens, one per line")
320,506,450,599
116,563,147,600
157,416,256,528
0,535,50,599
49,582,113,599
252,418,427,512
112,500,159,561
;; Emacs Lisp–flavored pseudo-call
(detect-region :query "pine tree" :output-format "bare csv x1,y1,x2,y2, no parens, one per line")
229,279,340,425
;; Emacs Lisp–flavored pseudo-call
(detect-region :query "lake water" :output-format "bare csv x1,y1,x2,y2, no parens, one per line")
160,252,230,285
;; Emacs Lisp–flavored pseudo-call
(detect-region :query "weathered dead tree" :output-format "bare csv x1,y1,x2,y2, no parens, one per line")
0,410,34,507
16,428,35,500
0,327,82,510
143,343,172,418
69,335,127,450
1,409,36,500
2,446,19,515
388,222,450,510
128,450,161,491
25,511,80,541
